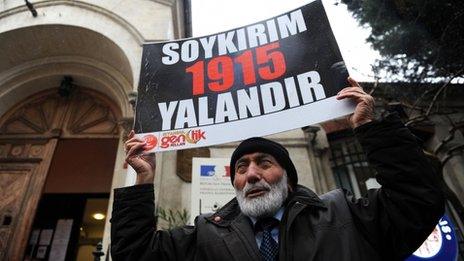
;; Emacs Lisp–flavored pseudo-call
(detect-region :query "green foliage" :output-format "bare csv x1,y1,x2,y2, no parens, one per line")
341,0,464,82
156,207,190,229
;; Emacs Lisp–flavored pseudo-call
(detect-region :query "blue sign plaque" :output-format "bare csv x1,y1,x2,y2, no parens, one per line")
406,215,458,261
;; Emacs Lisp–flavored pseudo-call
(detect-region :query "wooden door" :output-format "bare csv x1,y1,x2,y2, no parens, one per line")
0,88,121,260
0,140,57,260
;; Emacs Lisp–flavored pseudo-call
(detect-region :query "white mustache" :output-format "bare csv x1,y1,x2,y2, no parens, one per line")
235,172,288,218
241,180,271,195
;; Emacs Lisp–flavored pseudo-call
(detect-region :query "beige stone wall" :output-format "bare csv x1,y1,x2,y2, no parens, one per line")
0,1,187,259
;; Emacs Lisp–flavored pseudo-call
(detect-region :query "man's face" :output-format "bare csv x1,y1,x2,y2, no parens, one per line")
234,152,288,218
234,152,285,193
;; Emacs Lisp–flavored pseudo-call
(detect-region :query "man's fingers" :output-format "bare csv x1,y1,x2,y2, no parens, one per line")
125,138,144,146
125,141,145,152
337,92,369,100
337,91,371,101
339,86,366,94
347,77,361,88
140,154,157,169
126,142,145,158
338,87,366,97
127,130,135,138
125,137,144,149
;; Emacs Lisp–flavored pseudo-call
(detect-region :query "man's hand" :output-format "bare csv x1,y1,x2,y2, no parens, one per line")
336,77,375,128
125,130,156,184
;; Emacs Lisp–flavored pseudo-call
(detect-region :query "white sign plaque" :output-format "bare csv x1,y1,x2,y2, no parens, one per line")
190,158,236,224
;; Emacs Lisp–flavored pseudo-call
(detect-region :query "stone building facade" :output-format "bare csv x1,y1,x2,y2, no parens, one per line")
0,0,189,259
1,0,463,260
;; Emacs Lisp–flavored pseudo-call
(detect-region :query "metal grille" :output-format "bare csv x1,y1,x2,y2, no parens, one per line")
328,134,376,198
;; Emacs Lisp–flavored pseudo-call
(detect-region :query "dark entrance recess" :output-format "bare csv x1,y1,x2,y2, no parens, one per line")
23,138,117,260
43,139,119,194
24,194,109,261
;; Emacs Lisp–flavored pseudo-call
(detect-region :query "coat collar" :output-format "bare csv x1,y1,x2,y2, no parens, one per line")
286,185,327,209
205,184,326,227
205,197,241,227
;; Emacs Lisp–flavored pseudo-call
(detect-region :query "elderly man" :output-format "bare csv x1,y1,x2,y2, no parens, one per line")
111,78,444,261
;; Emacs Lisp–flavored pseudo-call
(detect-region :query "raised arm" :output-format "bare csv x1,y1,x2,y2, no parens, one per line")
110,131,196,261
337,78,445,259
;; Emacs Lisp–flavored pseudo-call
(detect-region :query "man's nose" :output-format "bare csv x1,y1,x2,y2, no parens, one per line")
246,163,261,184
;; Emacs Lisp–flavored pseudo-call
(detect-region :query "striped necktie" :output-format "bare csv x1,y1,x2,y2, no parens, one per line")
255,217,279,261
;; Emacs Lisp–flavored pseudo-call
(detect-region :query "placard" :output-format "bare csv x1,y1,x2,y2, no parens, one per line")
135,0,354,151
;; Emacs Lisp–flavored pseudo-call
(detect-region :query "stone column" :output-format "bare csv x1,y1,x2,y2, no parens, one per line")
101,117,136,260
429,115,464,207
302,125,337,194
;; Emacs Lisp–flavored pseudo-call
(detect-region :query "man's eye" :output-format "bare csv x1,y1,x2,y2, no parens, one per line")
260,160,272,167
236,165,247,174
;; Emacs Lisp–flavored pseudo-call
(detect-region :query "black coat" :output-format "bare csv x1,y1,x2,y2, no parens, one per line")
111,115,444,261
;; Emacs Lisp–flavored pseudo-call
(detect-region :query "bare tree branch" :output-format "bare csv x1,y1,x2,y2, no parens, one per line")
426,68,464,116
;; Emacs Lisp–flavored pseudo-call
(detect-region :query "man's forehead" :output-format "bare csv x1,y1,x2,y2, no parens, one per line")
236,152,276,162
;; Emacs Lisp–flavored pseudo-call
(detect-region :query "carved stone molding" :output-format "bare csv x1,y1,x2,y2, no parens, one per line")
0,141,47,161
0,88,121,139
0,94,64,137
63,90,119,137
118,117,135,142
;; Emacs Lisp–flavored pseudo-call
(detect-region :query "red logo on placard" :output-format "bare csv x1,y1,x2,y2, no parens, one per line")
143,135,158,150
160,129,206,149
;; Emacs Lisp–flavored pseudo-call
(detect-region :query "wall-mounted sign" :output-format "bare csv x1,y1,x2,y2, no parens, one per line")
406,215,458,261
49,219,73,261
38,229,53,245
135,0,354,152
190,158,235,224
36,245,47,259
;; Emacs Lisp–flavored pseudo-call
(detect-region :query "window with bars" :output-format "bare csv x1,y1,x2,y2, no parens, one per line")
328,132,377,198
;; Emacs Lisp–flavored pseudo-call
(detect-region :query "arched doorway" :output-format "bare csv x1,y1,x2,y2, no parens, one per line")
0,24,135,118
0,87,122,260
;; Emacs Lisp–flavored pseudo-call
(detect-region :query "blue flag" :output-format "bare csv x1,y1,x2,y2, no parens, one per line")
200,165,215,177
